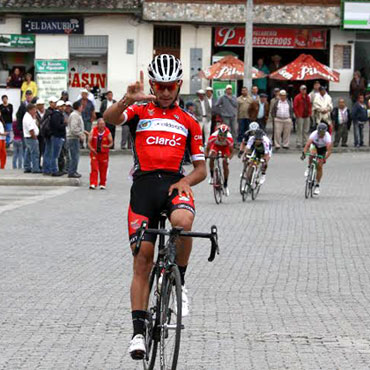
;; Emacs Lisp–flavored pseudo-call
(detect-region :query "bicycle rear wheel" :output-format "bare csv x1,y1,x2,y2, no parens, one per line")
159,266,182,370
213,167,222,204
310,166,316,198
143,267,160,370
251,168,261,201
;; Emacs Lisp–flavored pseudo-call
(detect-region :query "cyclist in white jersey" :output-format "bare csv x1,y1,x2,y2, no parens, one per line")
302,122,332,195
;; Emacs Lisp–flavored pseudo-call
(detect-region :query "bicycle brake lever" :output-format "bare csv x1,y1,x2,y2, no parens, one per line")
133,220,148,256
208,225,219,262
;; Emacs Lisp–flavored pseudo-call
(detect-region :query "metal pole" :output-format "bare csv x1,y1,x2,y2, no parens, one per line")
243,0,253,90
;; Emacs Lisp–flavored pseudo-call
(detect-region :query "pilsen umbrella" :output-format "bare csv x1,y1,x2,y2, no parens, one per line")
200,55,266,80
269,54,340,82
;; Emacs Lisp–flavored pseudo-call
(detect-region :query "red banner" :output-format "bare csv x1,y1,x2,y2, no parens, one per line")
215,27,327,50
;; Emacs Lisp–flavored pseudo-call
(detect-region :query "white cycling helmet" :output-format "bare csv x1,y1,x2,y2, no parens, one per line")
148,54,183,82
249,122,260,131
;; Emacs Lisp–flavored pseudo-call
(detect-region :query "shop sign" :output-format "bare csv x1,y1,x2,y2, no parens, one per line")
69,72,107,89
35,60,68,73
215,27,327,50
22,17,84,34
343,1,370,30
212,80,237,99
0,34,35,48
37,73,68,103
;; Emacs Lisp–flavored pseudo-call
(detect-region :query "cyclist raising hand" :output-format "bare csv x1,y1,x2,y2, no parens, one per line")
302,122,332,195
104,54,206,360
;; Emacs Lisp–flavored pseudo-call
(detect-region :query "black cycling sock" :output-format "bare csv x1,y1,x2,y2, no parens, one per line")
224,178,228,187
178,265,187,286
132,310,147,337
210,169,214,178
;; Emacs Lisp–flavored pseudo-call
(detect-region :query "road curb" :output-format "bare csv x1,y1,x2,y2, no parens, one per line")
0,175,81,187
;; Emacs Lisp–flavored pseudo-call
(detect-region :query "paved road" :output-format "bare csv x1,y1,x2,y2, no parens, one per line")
1,152,370,370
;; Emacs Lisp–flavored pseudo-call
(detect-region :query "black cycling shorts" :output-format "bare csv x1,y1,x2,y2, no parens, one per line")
128,172,195,245
313,144,327,156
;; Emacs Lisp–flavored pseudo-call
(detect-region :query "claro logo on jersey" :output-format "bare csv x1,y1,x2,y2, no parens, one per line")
146,135,182,147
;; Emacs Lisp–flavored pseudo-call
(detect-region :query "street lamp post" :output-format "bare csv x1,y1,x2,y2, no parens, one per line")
243,0,253,90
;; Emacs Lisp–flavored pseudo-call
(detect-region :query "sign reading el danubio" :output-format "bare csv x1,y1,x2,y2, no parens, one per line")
215,27,327,50
22,17,84,34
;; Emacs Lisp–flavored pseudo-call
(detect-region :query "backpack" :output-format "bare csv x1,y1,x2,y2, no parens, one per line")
40,112,52,138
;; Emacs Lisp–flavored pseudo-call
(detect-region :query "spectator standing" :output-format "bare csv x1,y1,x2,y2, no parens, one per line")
193,89,212,143
64,101,73,116
21,73,38,101
271,89,294,149
256,93,269,130
42,97,58,175
251,86,259,101
351,94,367,147
60,90,69,102
56,101,68,174
12,118,23,169
77,84,95,107
205,87,218,133
22,104,41,173
100,91,117,149
49,100,67,176
309,80,321,102
78,89,95,146
253,58,269,93
268,87,280,141
215,85,238,141
312,87,333,130
268,55,283,95
331,98,351,147
350,71,366,103
185,101,196,115
237,86,253,143
88,118,113,190
0,95,13,147
293,85,312,148
16,90,33,133
6,67,23,88
35,99,45,167
67,101,85,178
0,115,7,169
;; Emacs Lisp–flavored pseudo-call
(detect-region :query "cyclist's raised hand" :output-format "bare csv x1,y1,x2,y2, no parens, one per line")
120,71,156,107
300,152,306,161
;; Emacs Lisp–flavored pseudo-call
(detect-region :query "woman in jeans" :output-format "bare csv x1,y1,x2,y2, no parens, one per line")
12,119,23,169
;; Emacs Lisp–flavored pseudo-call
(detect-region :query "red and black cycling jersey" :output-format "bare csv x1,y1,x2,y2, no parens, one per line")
121,102,204,178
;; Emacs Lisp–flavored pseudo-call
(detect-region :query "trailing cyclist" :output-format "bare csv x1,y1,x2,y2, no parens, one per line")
205,123,234,196
301,122,332,196
237,121,261,158
239,129,271,185
103,54,206,360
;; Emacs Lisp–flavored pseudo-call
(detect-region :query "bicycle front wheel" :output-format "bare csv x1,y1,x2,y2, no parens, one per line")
159,266,182,370
239,163,248,195
305,166,313,199
143,267,160,370
213,167,222,204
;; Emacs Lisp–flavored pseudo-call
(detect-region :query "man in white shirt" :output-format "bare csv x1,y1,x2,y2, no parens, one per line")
312,86,333,129
194,89,212,143
23,103,41,173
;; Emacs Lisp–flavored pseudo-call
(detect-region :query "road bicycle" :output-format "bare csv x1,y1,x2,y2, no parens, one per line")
241,154,264,202
210,153,226,204
304,153,325,199
133,215,219,370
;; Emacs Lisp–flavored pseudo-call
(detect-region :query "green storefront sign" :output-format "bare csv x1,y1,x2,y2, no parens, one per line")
35,60,68,73
212,80,237,99
0,34,35,48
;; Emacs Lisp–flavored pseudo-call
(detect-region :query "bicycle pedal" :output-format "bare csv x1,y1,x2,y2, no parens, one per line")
181,324,185,330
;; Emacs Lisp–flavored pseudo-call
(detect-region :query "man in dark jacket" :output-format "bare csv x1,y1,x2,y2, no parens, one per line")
16,90,33,132
351,94,368,147
331,98,351,147
100,91,117,149
50,100,66,176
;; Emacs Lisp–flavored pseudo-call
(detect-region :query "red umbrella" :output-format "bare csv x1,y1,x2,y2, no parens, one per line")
200,55,266,80
269,54,340,82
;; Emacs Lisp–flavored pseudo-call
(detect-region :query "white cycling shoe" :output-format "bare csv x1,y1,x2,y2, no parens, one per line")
314,185,320,196
174,286,190,317
224,186,230,196
129,334,146,360
259,175,266,185
304,169,309,177
208,177,213,185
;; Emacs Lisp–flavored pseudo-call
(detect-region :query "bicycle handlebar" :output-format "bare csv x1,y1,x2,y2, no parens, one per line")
305,152,325,159
133,222,220,262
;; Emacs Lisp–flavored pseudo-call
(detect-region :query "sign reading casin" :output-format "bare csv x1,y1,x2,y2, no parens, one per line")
22,17,84,34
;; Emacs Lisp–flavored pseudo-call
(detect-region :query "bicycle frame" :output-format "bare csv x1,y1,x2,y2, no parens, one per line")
305,153,324,198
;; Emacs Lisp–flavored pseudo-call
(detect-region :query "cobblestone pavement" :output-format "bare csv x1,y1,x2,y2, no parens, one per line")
1,152,370,370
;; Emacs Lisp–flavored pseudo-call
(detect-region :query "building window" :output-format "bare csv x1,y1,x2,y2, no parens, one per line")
333,45,352,69
153,25,181,58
